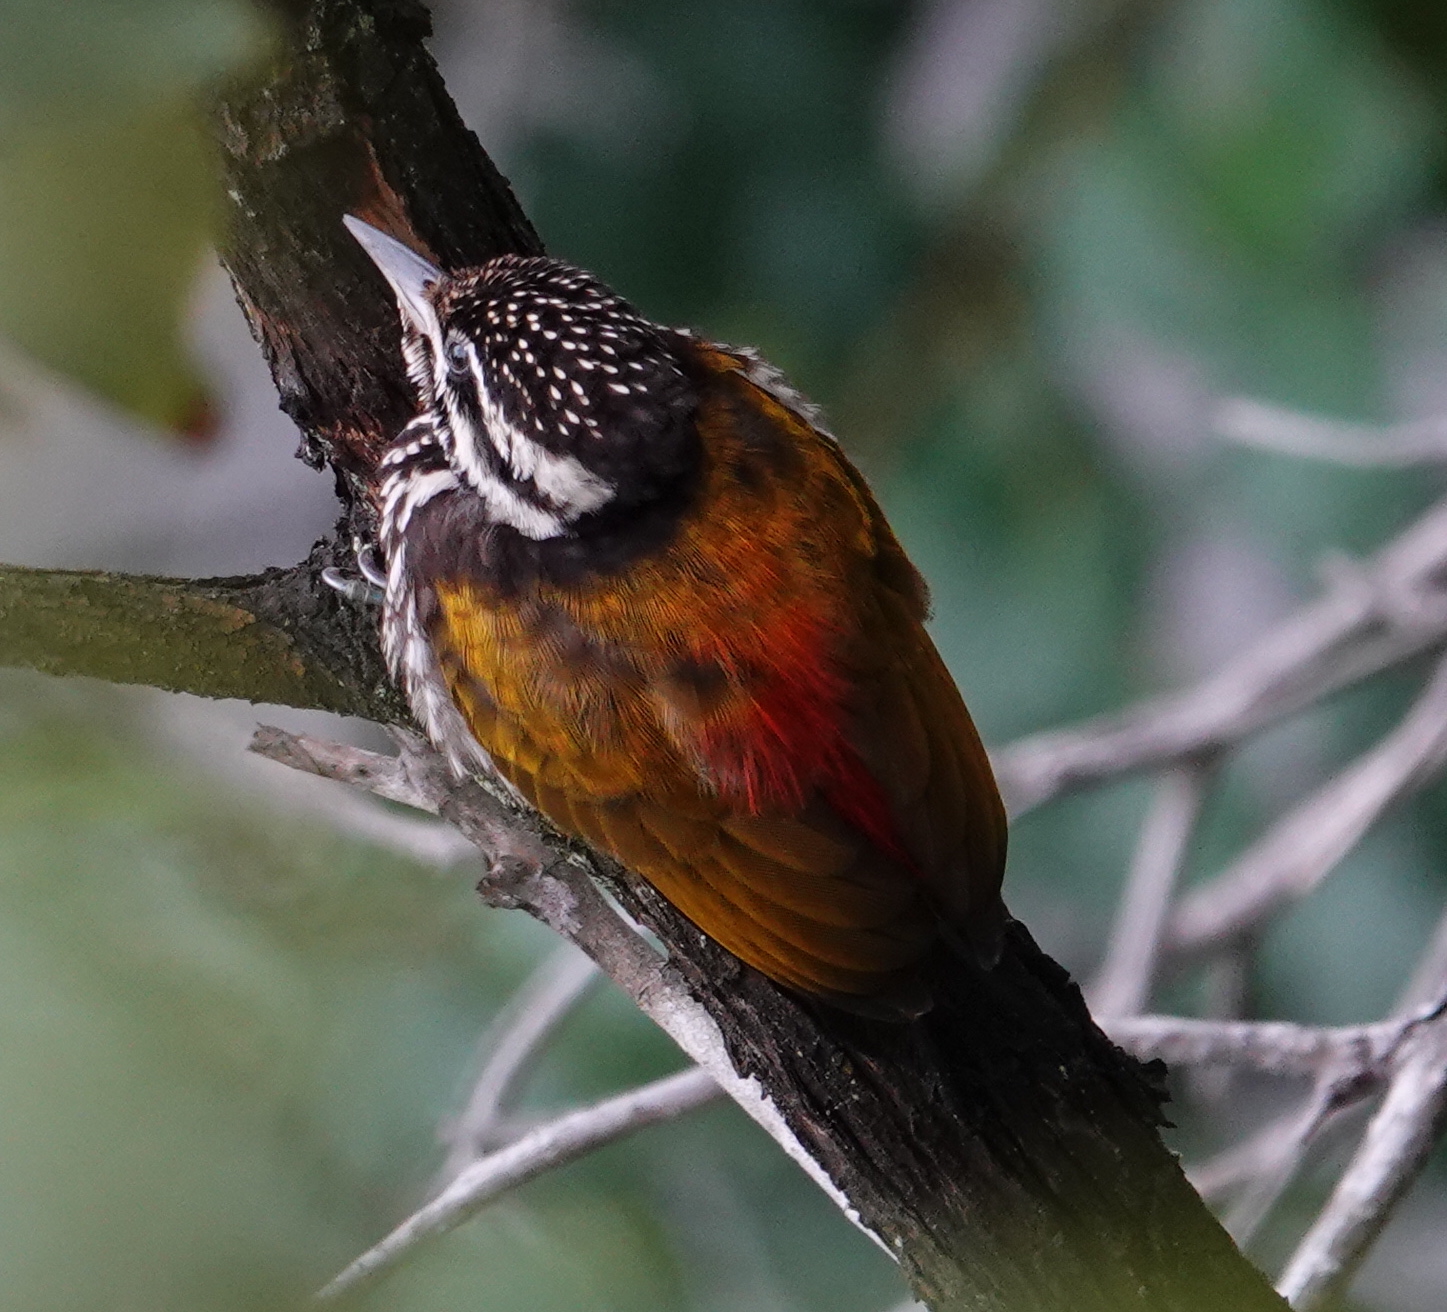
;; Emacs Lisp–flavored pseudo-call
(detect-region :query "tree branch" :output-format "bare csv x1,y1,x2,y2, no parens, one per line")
1276,1014,1447,1308
0,551,399,717
995,496,1447,816
1167,652,1447,961
1216,399,1447,468
438,946,601,1174
316,1066,724,1301
1271,916,1447,1306
1107,1011,1431,1080
249,726,877,1246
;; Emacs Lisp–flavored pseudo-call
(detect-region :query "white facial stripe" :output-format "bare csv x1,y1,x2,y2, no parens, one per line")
440,353,614,540
459,460,568,540
501,422,613,513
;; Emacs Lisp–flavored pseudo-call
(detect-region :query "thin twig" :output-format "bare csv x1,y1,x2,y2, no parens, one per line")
1394,902,1447,1013
1189,1118,1299,1207
1188,936,1259,1107
1167,652,1447,960
145,699,477,868
316,1066,723,1301
1211,990,1444,1246
1276,1015,1447,1308
1187,919,1447,1227
1216,399,1447,468
251,724,434,809
1272,910,1447,1307
438,946,601,1179
1225,1075,1372,1247
1089,760,1213,1018
1106,1014,1414,1080
249,727,884,1265
995,495,1447,816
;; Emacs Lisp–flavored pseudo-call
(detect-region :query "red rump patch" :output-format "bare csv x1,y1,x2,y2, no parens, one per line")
690,600,916,872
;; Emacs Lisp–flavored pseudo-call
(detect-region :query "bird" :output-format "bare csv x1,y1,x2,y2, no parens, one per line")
342,215,1007,1018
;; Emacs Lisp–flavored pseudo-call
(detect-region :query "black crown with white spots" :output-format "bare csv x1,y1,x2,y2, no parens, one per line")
428,256,701,526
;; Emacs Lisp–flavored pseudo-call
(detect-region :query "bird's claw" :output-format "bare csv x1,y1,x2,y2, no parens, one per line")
322,541,386,606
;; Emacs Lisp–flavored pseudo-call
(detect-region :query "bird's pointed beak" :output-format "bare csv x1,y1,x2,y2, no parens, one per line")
344,215,445,339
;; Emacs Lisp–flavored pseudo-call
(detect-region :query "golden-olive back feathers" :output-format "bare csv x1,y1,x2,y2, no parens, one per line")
419,346,1007,1011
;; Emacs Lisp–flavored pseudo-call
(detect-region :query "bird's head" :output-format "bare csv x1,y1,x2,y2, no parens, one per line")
345,216,699,541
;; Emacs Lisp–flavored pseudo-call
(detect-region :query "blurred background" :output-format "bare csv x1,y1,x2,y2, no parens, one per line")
2,0,1447,1308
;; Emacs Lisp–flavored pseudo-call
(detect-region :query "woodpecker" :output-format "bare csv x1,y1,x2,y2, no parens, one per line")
343,216,1007,1017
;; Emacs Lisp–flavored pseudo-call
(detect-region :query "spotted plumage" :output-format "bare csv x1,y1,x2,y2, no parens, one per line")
347,217,1007,1016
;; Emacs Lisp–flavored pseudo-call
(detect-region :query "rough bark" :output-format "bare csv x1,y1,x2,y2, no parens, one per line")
0,1,1290,1307
212,0,539,512
621,877,1285,1311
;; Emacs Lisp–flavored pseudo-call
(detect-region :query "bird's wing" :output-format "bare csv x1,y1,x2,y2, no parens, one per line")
842,533,1008,948
427,363,1004,1007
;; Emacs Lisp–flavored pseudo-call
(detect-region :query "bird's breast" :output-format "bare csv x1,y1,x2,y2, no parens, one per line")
404,358,890,818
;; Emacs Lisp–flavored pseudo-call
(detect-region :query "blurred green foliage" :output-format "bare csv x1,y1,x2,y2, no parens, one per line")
7,0,1447,1307
0,0,266,432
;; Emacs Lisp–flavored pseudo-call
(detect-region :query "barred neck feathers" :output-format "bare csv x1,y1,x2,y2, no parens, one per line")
378,417,458,553
375,418,499,778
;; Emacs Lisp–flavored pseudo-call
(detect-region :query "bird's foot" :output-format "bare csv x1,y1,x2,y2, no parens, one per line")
321,540,386,607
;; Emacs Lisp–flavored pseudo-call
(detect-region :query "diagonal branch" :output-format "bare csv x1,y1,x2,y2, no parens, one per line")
438,946,601,1175
1187,911,1447,1264
1224,1075,1372,1249
249,726,876,1248
1216,399,1447,468
317,1066,724,1301
995,496,1447,816
1272,919,1447,1307
1167,652,1447,961
1275,1014,1447,1308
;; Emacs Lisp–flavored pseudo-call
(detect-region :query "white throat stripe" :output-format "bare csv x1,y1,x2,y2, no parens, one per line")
441,358,614,540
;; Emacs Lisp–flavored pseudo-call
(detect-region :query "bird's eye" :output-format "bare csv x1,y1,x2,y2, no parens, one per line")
444,338,470,375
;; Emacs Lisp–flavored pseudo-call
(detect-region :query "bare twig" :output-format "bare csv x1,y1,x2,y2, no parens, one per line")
1206,975,1445,1245
1395,903,1447,1013
1190,1118,1304,1207
1167,652,1447,960
1106,1014,1416,1080
1225,1075,1372,1247
1276,1015,1447,1308
994,496,1447,816
1187,921,1447,1244
439,946,601,1179
1271,910,1447,1307
1216,399,1447,468
250,725,433,809
249,727,881,1259
1089,761,1213,1017
317,1066,723,1301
